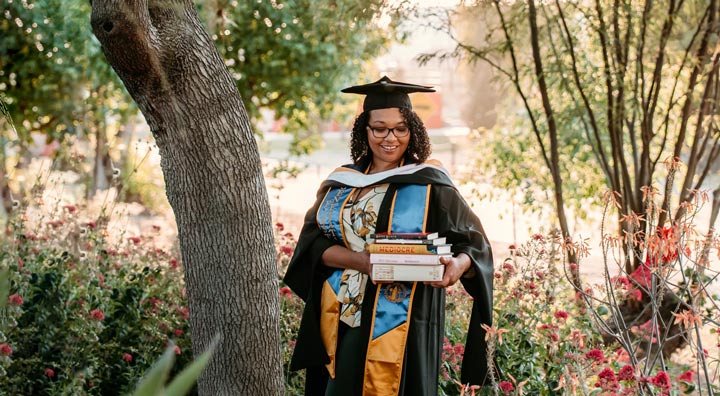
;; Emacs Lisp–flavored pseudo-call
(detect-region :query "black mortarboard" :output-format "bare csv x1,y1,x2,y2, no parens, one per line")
341,75,435,111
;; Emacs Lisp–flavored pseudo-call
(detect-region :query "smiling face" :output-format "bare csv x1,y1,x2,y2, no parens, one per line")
366,108,410,173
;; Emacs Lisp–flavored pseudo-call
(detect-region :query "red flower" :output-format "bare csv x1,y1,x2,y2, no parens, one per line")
499,381,514,394
280,245,293,255
0,343,12,356
569,263,578,271
283,232,294,238
85,221,96,229
173,345,181,355
174,329,184,337
62,204,77,214
502,262,515,273
89,309,105,321
677,370,694,383
44,368,55,377
8,294,23,306
532,233,544,241
631,262,653,289
595,367,619,390
508,244,516,250
617,365,635,381
279,286,292,296
122,353,133,362
177,306,189,319
554,311,568,320
584,349,605,363
275,222,284,231
127,236,141,245
650,371,671,389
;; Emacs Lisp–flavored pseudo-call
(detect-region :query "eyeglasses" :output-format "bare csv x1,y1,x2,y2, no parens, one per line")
367,125,410,139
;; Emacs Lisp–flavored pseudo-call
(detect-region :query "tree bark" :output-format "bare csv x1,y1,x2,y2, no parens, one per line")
90,1,283,395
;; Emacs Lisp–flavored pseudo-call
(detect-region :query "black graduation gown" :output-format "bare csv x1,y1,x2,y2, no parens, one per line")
283,165,494,395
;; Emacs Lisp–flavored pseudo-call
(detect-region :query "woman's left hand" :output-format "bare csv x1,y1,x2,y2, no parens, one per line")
426,253,472,288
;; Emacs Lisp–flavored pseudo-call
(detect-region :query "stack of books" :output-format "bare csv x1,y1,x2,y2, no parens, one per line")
368,232,451,282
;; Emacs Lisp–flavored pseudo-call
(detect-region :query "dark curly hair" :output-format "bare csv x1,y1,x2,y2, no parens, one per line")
349,107,432,169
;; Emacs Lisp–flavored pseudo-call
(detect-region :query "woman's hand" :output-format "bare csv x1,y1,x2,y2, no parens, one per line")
426,253,472,288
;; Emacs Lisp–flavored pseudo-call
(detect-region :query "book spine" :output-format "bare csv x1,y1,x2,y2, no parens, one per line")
370,253,450,265
367,244,438,254
371,237,446,245
372,264,444,282
369,232,438,240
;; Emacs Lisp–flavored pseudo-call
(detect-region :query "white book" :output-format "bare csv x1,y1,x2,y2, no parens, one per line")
372,264,445,282
370,253,451,265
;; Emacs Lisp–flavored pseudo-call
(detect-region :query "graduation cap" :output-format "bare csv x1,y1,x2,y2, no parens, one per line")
341,76,435,112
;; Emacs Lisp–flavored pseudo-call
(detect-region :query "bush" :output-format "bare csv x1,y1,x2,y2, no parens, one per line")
0,206,192,395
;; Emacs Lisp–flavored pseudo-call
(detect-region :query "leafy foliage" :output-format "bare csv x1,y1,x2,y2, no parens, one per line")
0,0,129,142
207,0,401,151
0,207,192,395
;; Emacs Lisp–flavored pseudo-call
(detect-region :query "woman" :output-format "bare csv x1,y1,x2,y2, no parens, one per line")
284,76,493,396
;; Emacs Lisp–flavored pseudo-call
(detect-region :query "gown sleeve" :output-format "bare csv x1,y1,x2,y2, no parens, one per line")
428,184,495,386
283,186,336,302
282,185,338,376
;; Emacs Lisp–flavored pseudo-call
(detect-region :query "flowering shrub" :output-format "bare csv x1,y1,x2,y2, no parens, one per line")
274,222,306,395
0,206,192,395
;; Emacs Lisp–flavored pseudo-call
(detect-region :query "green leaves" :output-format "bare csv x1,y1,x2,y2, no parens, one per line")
132,336,217,396
205,0,399,142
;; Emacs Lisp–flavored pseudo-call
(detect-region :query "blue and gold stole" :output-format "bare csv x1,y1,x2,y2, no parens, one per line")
315,167,433,395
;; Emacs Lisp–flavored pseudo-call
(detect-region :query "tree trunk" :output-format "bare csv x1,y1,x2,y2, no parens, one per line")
90,1,283,395
89,115,112,197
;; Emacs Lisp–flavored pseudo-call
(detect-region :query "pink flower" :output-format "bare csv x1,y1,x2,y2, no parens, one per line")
8,294,23,306
122,353,133,362
502,261,514,272
584,349,605,364
614,347,630,364
178,306,189,319
614,276,631,289
569,263,578,271
44,368,55,377
630,289,643,301
499,381,514,394
617,365,635,381
174,329,184,337
595,367,619,390
650,371,671,389
89,309,105,321
170,258,179,269
554,311,568,320
0,343,12,356
677,370,694,383
173,345,181,355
